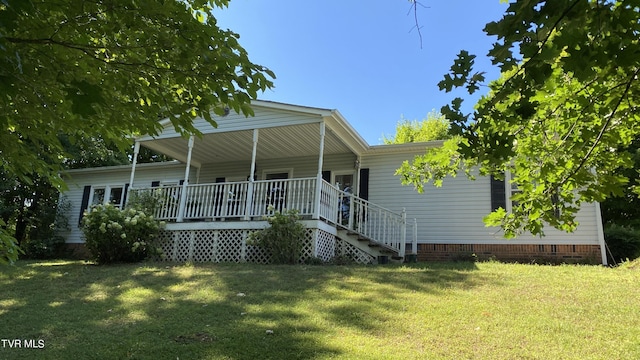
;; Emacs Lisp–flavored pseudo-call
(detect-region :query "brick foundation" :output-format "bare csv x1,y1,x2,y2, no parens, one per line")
417,243,602,264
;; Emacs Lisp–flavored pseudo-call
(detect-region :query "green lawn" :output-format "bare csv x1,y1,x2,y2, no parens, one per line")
1,260,638,359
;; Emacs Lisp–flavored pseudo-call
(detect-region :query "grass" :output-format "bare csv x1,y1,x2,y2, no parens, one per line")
0,259,639,359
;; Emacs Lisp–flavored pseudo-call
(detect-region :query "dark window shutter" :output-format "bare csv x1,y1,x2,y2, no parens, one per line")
151,181,160,187
359,168,369,200
322,171,331,183
122,183,130,207
78,185,91,226
490,175,506,211
215,177,225,183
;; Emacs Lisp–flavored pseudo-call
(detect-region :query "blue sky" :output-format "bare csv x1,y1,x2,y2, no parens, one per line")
215,1,509,145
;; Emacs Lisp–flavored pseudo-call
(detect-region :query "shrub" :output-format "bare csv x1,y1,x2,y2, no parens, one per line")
604,224,640,263
248,208,306,264
126,189,162,215
81,204,164,264
22,235,66,259
22,195,71,259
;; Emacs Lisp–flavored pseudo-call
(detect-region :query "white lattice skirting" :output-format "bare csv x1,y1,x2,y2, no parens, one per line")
156,227,357,264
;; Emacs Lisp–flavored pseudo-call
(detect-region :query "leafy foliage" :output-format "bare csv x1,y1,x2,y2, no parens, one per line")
601,138,640,229
248,209,307,264
21,196,71,259
0,171,70,260
1,0,273,184
81,204,164,264
399,0,640,237
126,189,163,216
0,224,21,264
0,0,274,262
382,111,451,144
604,225,640,263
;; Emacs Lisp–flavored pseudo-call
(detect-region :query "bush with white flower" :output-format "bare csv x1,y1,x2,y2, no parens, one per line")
81,203,165,264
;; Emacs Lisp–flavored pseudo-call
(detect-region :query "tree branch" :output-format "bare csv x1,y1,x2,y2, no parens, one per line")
559,67,640,187
408,0,427,49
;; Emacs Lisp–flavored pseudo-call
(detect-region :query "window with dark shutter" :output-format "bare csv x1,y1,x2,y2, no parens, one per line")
78,185,91,226
490,175,506,211
359,168,369,200
322,171,331,183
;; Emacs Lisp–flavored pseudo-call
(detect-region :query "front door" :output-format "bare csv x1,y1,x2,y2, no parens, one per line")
333,173,354,225
334,173,354,193
265,172,289,213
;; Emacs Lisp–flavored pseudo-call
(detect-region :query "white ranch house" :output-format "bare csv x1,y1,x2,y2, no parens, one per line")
61,100,607,264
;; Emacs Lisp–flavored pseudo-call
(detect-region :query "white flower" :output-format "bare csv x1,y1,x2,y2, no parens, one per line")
120,233,127,239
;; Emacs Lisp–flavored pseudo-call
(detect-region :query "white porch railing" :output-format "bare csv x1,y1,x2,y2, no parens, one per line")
249,178,316,217
129,178,407,256
333,184,407,257
183,181,249,219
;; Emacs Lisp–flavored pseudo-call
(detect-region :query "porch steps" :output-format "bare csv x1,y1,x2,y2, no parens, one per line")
336,228,403,263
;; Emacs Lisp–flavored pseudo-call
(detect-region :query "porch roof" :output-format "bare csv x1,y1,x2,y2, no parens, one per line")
136,100,370,166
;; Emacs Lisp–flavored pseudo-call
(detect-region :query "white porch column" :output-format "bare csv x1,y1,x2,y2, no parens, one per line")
354,155,361,197
313,122,326,219
350,155,361,228
123,141,140,208
128,141,141,188
177,135,195,222
244,129,259,220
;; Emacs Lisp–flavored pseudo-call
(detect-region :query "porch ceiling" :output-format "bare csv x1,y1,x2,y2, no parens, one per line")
140,123,353,165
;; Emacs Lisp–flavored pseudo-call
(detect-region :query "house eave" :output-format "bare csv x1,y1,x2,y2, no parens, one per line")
324,109,370,156
135,100,334,142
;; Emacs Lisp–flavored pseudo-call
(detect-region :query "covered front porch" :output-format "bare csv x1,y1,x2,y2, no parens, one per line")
126,101,413,262
129,177,408,256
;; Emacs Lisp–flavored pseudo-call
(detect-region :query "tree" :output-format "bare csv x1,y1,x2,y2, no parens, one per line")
0,0,274,263
601,138,640,229
399,0,640,237
382,111,450,144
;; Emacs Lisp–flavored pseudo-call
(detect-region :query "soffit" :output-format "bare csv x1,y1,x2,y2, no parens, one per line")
140,123,352,165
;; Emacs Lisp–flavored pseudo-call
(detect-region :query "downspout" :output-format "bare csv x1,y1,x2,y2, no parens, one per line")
244,129,259,220
313,121,326,220
126,141,140,207
176,135,194,222
595,201,608,265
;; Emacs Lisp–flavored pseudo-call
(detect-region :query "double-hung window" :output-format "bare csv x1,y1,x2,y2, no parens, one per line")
89,185,126,209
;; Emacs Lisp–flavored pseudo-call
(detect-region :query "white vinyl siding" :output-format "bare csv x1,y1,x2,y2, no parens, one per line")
361,151,601,246
61,163,189,243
